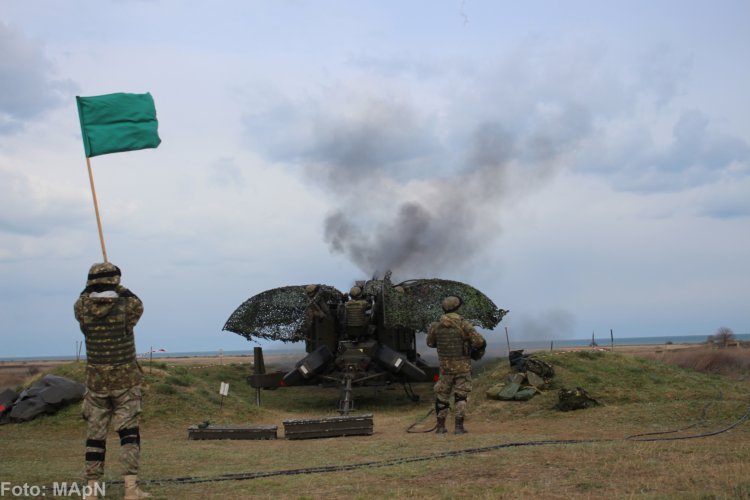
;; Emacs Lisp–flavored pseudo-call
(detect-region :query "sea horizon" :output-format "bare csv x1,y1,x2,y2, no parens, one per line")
2,332,748,362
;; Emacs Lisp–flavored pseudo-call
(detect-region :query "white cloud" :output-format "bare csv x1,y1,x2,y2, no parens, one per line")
1,2,749,356
0,166,89,233
0,21,76,133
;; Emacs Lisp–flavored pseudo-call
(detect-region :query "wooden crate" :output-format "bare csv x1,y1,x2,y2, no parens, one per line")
187,424,277,440
283,414,373,440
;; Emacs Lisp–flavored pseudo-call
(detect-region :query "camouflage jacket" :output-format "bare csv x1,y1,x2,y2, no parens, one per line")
74,285,144,391
303,295,331,330
426,312,485,374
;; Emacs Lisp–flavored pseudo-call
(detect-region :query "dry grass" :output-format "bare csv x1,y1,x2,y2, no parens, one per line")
1,352,750,499
637,346,750,377
0,362,52,392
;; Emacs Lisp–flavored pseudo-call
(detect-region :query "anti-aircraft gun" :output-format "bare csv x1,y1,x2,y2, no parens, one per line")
223,272,507,415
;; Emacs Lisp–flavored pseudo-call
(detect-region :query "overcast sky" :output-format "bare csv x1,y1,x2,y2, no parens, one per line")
1,1,748,358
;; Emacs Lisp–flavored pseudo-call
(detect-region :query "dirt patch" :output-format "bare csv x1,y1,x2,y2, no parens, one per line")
0,360,72,391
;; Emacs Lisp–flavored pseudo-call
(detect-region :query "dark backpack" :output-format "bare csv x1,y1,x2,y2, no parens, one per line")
525,357,555,379
509,350,526,370
557,387,599,411
509,351,555,379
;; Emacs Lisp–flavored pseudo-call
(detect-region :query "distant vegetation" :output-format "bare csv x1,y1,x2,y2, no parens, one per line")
707,326,739,348
639,346,750,377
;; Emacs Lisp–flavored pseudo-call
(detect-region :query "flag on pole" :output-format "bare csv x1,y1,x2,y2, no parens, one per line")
76,92,161,158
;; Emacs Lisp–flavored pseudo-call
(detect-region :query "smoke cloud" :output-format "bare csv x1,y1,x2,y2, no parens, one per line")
312,102,586,280
514,309,577,341
242,88,591,279
241,40,737,279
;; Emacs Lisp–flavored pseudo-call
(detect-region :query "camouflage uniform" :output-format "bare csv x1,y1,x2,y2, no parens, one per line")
426,298,486,434
344,286,370,340
74,263,149,498
302,285,336,354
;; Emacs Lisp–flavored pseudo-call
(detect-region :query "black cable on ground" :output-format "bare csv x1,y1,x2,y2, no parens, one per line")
142,438,601,486
406,406,436,433
627,399,750,442
132,399,750,487
624,400,713,440
401,381,421,403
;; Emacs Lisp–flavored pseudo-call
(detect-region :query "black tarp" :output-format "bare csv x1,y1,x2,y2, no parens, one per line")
3,375,85,423
0,388,19,424
0,388,18,409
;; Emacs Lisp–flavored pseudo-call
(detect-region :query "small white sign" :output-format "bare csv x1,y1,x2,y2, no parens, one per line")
219,382,229,396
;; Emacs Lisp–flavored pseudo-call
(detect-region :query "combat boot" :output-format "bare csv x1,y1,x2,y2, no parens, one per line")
436,415,447,434
454,417,467,435
123,475,152,499
82,480,100,500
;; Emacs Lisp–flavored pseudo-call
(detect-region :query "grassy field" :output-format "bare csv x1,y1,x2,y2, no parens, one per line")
1,349,749,499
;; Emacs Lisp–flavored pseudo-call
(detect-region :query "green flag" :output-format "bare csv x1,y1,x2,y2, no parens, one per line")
76,92,161,158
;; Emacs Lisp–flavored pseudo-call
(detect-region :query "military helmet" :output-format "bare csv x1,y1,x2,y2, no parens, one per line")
441,295,462,312
86,262,121,287
305,284,319,297
349,286,362,298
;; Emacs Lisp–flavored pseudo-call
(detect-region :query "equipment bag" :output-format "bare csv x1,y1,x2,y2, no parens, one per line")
525,357,555,380
556,386,599,411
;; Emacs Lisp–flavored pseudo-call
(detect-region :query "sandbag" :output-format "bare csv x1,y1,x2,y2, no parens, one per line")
497,381,521,400
512,388,538,401
486,373,540,401
526,371,545,388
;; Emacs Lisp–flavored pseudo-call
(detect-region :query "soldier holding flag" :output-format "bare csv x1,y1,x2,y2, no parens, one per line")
75,263,150,499
74,92,161,499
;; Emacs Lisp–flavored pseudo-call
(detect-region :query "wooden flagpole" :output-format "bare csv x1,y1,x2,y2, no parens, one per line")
86,157,108,263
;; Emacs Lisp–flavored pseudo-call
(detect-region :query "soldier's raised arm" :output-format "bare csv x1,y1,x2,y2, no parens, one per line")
426,322,438,348
463,321,486,349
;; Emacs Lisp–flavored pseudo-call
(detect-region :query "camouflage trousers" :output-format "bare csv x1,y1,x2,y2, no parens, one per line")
82,385,142,480
434,370,472,419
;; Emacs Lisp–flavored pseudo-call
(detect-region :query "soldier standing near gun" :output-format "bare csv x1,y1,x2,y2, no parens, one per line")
344,286,372,340
427,296,486,434
303,284,336,354
74,263,151,499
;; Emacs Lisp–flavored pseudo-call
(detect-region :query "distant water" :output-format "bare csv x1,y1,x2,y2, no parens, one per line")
3,333,748,362
506,333,750,352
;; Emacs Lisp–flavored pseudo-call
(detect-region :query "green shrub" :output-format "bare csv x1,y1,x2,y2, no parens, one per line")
166,374,193,387
154,383,177,395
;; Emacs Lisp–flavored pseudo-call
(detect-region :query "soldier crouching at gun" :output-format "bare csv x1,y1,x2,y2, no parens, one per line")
74,263,151,499
426,296,487,434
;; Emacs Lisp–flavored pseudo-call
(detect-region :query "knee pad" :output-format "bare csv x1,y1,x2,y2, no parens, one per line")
435,399,451,413
118,427,141,446
454,393,468,403
85,439,106,462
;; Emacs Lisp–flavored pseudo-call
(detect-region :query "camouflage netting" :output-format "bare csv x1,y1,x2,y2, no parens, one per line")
223,285,345,342
383,278,507,332
223,278,506,342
